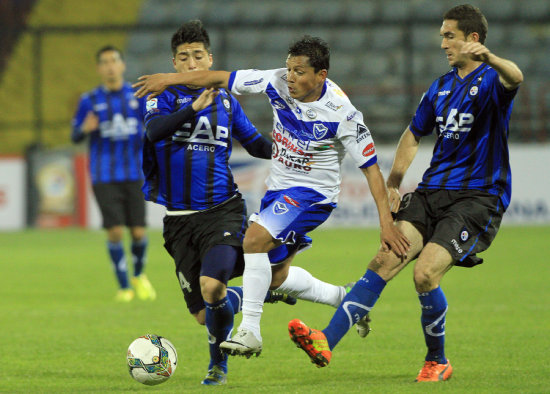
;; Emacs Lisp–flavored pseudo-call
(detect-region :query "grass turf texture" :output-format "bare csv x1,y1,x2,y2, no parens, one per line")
1,226,548,393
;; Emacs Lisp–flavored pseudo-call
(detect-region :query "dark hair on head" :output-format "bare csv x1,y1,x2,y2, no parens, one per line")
288,35,330,72
96,45,123,63
443,4,488,44
171,20,210,56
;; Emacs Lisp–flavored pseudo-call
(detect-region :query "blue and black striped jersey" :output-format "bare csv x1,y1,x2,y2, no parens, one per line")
72,82,145,184
142,85,266,211
410,63,518,209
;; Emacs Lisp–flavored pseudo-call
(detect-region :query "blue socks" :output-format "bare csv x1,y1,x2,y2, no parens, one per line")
226,286,243,314
205,297,234,373
323,269,386,349
131,237,148,277
418,287,448,363
107,241,128,289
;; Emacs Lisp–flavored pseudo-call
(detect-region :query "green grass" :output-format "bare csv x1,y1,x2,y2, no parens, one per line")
1,226,549,393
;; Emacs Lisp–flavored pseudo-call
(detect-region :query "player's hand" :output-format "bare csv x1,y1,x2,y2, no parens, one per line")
458,40,491,63
192,87,219,112
81,111,99,133
387,186,401,214
380,222,410,258
133,73,175,100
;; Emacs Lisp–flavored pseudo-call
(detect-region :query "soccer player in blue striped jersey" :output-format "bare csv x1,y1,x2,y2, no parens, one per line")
284,4,523,381
141,21,353,385
72,46,155,303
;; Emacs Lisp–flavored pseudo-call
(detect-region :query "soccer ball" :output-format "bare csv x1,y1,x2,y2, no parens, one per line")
127,334,178,385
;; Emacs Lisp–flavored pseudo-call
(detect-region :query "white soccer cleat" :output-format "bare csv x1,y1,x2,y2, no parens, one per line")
219,328,262,358
356,314,372,338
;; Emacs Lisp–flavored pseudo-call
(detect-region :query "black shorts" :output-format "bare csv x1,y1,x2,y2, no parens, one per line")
92,181,146,229
395,189,503,267
162,194,247,314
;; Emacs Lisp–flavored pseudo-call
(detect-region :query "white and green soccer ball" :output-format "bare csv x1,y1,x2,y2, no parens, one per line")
127,334,178,385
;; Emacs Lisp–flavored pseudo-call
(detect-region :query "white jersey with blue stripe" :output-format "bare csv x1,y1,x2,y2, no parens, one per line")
228,68,377,203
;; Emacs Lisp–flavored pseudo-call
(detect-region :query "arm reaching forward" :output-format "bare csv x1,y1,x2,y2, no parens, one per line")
361,163,411,257
133,70,231,100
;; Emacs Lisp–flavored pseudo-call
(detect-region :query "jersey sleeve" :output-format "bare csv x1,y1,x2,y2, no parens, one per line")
71,93,93,143
409,88,437,137
337,110,378,168
143,90,175,126
230,93,263,146
228,69,280,95
489,69,519,106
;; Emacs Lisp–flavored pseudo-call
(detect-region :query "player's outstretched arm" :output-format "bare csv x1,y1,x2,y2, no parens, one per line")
385,128,420,213
459,41,523,90
133,70,231,100
361,163,411,257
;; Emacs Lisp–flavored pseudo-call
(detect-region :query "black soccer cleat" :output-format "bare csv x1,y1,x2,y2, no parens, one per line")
265,290,297,305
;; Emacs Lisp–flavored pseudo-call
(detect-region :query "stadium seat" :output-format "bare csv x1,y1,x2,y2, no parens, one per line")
330,28,366,51
378,0,411,22
370,27,403,50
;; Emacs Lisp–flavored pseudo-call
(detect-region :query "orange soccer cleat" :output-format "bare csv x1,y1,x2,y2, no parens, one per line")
415,360,453,382
288,319,332,367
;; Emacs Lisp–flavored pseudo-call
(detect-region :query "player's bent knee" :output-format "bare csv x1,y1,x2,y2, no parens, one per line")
199,277,226,303
413,267,437,292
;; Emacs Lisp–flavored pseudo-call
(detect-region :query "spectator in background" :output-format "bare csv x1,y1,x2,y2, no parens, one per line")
72,45,156,302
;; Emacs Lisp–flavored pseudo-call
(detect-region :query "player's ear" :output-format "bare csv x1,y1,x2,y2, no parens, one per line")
318,69,328,81
172,57,177,70
467,31,480,43
208,53,213,68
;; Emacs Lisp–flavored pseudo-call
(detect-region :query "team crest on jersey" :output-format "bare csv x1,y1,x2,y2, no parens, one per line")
283,195,300,208
306,109,317,119
362,142,375,157
469,86,478,96
146,98,158,111
129,99,139,109
223,98,230,109
273,201,289,215
460,228,469,242
313,123,328,140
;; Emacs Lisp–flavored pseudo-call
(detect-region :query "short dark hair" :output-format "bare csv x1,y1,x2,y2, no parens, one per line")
443,4,488,44
288,35,330,72
171,20,210,56
96,45,123,63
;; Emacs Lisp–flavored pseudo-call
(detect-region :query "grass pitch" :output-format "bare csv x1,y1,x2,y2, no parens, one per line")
1,226,549,393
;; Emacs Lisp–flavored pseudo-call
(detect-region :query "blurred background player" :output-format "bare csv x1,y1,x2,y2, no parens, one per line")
134,35,410,358
71,45,156,302
287,4,523,382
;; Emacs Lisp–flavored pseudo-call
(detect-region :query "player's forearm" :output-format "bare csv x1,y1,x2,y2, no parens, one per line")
71,127,86,143
485,53,523,90
362,165,394,227
167,70,230,89
386,128,419,189
145,105,196,142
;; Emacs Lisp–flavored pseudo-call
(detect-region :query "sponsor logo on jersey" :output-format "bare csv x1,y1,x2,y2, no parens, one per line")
469,86,478,96
325,101,343,111
146,98,158,111
356,124,371,143
272,99,286,110
436,109,474,140
93,103,108,111
313,123,329,140
272,129,313,173
306,109,317,119
244,78,264,86
362,142,375,157
347,111,357,121
273,201,289,215
460,229,469,242
283,195,300,207
284,95,294,105
99,114,139,140
438,90,451,96
176,97,192,104
451,239,463,254
173,115,229,147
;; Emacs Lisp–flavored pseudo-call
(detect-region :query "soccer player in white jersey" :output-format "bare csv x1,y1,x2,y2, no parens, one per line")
134,35,410,357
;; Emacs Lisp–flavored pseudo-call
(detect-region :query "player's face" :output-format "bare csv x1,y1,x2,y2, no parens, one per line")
440,19,471,68
173,42,213,73
286,55,327,102
97,50,125,84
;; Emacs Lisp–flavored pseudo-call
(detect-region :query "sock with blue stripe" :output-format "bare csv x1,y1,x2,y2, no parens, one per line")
107,241,128,289
205,297,234,373
226,286,277,314
418,286,448,364
322,269,386,349
131,237,148,277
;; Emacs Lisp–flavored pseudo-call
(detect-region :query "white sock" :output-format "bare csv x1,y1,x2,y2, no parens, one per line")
239,253,272,341
275,266,346,308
